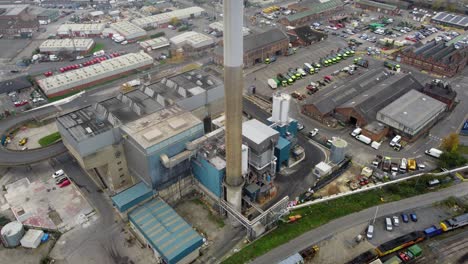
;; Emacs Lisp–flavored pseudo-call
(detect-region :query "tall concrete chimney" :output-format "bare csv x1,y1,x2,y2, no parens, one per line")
223,0,244,212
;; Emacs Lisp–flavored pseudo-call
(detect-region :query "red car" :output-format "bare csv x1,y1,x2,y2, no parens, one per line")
14,100,29,107
43,71,53,77
398,252,411,262
58,179,71,188
59,68,65,73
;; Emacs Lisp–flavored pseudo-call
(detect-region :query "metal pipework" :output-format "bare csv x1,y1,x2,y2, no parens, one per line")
223,0,244,212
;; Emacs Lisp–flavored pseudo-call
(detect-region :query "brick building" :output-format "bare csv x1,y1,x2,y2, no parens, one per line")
302,69,423,127
0,5,38,37
396,39,468,77
354,0,400,16
287,26,327,47
279,0,344,27
422,80,457,111
213,28,289,67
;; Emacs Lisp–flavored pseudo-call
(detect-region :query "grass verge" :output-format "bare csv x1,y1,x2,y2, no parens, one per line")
38,132,61,147
222,174,453,264
458,144,468,155
91,43,105,53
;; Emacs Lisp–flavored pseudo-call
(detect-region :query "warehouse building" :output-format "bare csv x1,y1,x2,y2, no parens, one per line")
287,26,327,47
170,31,214,50
110,21,146,41
132,7,205,29
129,198,203,264
57,69,224,193
0,5,38,37
39,39,95,54
37,9,60,23
431,12,468,30
397,38,468,77
0,76,32,96
377,89,447,142
139,37,170,51
213,28,289,67
302,69,424,127
208,21,250,36
354,0,400,16
37,52,154,98
279,0,344,27
57,23,105,37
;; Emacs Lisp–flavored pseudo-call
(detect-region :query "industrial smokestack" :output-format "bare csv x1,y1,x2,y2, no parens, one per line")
223,0,244,212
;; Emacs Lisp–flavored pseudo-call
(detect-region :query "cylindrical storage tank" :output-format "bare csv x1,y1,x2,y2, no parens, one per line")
280,93,291,124
330,138,347,164
0,221,24,248
271,93,282,123
241,144,249,175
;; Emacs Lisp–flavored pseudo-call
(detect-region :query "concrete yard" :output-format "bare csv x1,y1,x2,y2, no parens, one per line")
3,162,93,231
0,235,56,264
7,122,58,150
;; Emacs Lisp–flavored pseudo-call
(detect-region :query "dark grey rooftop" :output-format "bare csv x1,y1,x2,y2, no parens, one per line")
57,106,114,142
377,90,447,131
306,68,391,115
244,28,288,53
432,12,468,28
338,74,424,122
423,80,457,101
0,77,32,94
407,40,464,64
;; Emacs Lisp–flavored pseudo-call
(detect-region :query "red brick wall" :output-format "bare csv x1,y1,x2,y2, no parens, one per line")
361,126,389,142
335,107,368,127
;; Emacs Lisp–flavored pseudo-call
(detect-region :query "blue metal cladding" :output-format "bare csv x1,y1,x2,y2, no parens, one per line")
191,156,224,197
129,198,203,264
287,120,298,137
145,123,205,190
275,137,291,171
111,182,153,212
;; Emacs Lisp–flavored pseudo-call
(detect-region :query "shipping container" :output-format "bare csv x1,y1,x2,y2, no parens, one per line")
423,225,442,238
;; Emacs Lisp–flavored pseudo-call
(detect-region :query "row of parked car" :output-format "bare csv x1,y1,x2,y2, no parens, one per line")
367,213,418,239
52,169,71,188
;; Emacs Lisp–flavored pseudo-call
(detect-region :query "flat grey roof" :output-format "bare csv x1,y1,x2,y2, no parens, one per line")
242,119,279,145
377,90,446,131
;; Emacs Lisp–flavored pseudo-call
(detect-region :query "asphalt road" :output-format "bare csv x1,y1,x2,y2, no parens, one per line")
251,182,468,264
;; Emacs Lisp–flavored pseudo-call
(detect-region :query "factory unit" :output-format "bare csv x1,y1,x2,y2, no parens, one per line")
37,9,60,24
213,28,289,67
139,37,170,51
132,7,205,29
57,70,225,194
354,0,400,16
208,21,251,36
0,4,38,37
169,31,215,51
36,52,154,98
57,23,105,37
39,39,95,54
110,21,146,41
397,38,468,77
431,12,468,30
279,0,344,27
376,89,447,142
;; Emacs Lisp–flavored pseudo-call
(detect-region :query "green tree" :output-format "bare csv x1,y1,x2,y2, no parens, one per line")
441,133,460,153
438,151,467,169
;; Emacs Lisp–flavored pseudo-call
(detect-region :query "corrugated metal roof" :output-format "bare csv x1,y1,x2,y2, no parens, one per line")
129,198,203,264
432,12,468,28
244,28,288,52
355,0,398,11
111,182,153,212
242,119,279,145
287,0,343,22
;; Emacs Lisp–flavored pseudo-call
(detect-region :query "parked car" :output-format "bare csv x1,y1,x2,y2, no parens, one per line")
14,100,29,107
309,128,319,138
401,213,409,223
18,138,28,146
410,213,418,222
366,224,374,239
393,216,400,226
58,179,71,188
52,169,65,179
55,176,68,185
297,123,304,131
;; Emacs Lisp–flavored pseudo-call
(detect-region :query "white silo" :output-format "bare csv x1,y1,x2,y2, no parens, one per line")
271,93,282,124
241,144,249,176
279,93,291,125
330,138,348,164
0,221,24,248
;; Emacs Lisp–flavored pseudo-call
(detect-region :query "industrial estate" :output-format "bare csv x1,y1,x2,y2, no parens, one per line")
0,1,467,264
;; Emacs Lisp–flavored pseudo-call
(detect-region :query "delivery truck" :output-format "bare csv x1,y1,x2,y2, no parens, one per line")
425,148,443,158
268,78,279,89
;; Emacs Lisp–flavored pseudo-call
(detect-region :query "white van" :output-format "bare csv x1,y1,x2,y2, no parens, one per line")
351,127,362,137
425,148,443,158
356,134,371,145
385,217,393,231
371,141,381,150
390,135,401,147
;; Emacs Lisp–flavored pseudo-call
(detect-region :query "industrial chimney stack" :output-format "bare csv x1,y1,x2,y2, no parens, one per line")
223,0,244,212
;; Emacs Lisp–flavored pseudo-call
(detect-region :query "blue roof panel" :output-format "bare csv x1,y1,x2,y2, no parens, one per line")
129,198,203,264
111,182,153,212
276,136,291,150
